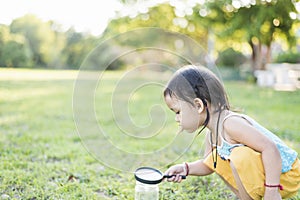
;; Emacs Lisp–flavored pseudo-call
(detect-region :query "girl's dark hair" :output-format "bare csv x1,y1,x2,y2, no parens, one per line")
163,65,230,112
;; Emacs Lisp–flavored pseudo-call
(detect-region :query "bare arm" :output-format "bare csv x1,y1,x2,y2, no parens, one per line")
188,132,214,176
224,116,282,199
187,159,214,176
165,133,214,182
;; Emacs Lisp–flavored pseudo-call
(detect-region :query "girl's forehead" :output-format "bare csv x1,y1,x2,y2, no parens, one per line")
165,94,177,103
165,94,191,109
165,94,179,107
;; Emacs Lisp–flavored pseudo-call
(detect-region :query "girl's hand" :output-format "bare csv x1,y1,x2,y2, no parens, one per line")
164,164,186,183
263,188,282,200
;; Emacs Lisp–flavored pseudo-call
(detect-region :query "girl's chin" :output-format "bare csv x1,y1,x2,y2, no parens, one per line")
183,128,196,133
186,130,195,133
178,126,196,133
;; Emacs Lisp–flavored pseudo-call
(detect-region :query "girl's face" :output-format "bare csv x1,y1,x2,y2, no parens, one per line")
164,94,201,133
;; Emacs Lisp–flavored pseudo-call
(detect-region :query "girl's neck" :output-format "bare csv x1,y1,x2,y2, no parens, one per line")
206,109,230,136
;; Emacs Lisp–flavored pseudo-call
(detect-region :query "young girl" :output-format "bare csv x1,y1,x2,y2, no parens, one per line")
163,65,300,200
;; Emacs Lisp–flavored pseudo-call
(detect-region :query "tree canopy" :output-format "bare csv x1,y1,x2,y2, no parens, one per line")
0,0,299,69
198,0,300,69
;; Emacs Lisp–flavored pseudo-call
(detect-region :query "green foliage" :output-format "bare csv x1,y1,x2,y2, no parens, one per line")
87,27,206,71
203,0,298,46
0,40,32,68
62,29,99,69
0,69,299,199
105,3,178,36
10,14,60,67
200,0,299,70
216,48,247,67
0,25,33,67
274,51,300,63
103,3,208,48
0,15,99,69
0,1,299,70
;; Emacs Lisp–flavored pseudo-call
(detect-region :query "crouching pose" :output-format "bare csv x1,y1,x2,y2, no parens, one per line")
164,65,300,200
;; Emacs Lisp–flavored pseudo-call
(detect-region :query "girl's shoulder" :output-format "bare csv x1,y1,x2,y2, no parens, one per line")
221,111,270,143
223,111,254,127
221,111,257,143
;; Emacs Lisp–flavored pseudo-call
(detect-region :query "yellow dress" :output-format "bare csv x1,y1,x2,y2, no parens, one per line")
203,146,300,199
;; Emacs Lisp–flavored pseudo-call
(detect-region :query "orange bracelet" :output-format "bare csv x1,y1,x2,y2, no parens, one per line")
184,162,189,176
264,183,283,190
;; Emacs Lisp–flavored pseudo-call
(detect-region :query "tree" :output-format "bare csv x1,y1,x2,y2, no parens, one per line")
0,25,33,67
105,2,208,45
99,3,210,69
10,14,64,67
62,28,99,69
197,0,299,70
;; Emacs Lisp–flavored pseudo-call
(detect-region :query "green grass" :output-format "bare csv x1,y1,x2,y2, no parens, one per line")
0,68,299,199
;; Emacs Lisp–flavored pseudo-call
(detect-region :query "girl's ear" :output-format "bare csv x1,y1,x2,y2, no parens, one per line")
193,98,205,114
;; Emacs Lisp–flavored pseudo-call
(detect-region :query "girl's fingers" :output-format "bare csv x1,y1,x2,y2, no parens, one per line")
166,175,175,182
166,174,183,183
164,165,185,182
175,174,182,182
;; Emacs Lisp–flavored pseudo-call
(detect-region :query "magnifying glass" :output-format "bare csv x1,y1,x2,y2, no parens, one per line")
134,167,186,184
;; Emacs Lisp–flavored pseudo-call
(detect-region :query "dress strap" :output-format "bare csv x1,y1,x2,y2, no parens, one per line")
223,112,253,126
219,112,241,140
219,112,253,143
223,112,242,122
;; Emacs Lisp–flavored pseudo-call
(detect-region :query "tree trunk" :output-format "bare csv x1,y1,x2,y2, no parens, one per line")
250,40,256,73
250,41,263,71
264,44,272,70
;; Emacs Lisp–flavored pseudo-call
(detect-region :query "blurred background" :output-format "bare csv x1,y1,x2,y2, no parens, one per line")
1,1,300,199
1,0,299,75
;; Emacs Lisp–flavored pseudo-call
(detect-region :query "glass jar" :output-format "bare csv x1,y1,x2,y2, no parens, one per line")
135,181,159,200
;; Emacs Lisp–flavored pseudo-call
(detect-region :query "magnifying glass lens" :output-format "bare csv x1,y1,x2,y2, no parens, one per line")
135,167,186,185
135,167,164,184
136,168,162,180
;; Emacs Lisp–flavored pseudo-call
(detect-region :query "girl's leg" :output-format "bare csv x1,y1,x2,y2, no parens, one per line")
218,175,240,199
230,161,253,200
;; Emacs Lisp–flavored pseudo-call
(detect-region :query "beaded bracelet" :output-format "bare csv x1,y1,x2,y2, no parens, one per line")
264,183,283,190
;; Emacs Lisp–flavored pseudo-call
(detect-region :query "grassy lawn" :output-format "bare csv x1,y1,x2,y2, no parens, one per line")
0,68,299,199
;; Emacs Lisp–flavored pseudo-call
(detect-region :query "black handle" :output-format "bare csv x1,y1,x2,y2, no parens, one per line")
163,174,186,179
